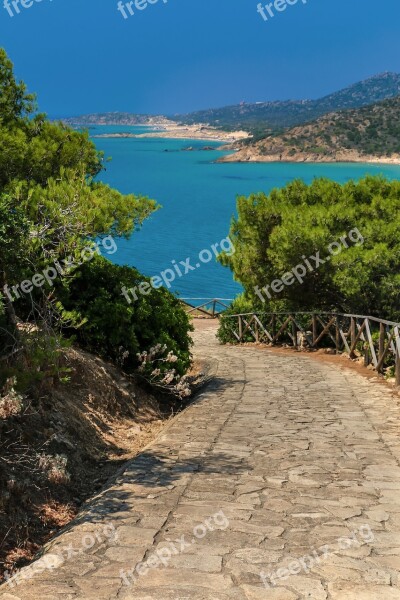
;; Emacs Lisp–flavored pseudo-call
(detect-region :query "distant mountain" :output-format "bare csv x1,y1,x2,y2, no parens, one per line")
62,73,400,139
220,96,400,164
61,112,169,126
172,73,400,134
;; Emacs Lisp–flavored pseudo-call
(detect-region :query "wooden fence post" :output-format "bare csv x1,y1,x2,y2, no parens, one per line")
292,318,298,349
238,316,243,342
395,327,400,387
335,315,340,353
396,356,400,387
271,314,276,344
364,319,370,367
312,314,317,347
350,317,356,358
378,322,385,374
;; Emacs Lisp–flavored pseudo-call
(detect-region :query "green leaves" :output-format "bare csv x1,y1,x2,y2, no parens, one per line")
0,119,103,191
0,48,159,293
0,195,30,279
220,176,400,320
0,48,178,377
0,48,36,125
58,257,192,376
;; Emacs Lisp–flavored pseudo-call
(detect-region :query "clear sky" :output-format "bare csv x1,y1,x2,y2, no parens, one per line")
1,0,400,117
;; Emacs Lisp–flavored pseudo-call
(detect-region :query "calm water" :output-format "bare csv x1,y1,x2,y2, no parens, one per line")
92,126,400,300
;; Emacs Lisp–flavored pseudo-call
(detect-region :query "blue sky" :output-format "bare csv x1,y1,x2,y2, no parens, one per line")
1,0,400,117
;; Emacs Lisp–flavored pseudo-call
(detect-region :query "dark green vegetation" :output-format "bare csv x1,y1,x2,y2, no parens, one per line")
62,112,163,127
0,48,193,577
218,177,400,343
173,72,400,134
59,258,191,377
236,97,400,160
0,47,192,390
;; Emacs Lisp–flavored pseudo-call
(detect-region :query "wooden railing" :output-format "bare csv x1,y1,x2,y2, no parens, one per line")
222,312,400,385
180,298,233,319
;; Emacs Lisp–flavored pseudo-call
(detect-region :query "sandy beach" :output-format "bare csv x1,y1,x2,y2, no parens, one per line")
91,120,400,165
92,120,250,143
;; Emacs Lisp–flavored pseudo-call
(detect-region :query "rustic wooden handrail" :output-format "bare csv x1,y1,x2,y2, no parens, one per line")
180,298,233,319
222,311,400,385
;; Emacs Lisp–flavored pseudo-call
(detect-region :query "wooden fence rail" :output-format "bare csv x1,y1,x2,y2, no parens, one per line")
180,298,233,319
223,311,400,385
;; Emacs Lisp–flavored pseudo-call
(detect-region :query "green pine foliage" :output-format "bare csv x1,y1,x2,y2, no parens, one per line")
218,176,400,342
0,48,192,385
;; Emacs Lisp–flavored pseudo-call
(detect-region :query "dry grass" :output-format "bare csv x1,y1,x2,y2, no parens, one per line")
0,347,172,580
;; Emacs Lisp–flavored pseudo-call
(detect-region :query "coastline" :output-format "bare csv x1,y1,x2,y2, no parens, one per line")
88,121,400,166
217,150,400,166
90,121,250,144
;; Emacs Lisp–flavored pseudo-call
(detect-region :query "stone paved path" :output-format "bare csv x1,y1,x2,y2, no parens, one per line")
2,322,400,600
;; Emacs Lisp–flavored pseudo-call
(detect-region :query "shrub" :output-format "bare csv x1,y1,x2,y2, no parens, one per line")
218,176,400,323
38,454,70,485
137,344,191,398
58,256,193,376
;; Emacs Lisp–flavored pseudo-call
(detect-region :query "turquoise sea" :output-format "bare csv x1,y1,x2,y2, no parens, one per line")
92,126,400,301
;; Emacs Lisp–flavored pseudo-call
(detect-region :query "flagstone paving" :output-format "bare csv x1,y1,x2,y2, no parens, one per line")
2,321,400,599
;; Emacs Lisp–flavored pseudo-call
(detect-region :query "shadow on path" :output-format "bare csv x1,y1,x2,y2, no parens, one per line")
70,450,249,526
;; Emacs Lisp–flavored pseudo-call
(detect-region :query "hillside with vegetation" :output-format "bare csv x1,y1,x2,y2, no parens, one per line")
0,49,193,577
62,112,170,126
173,72,400,134
63,73,400,138
220,97,400,163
